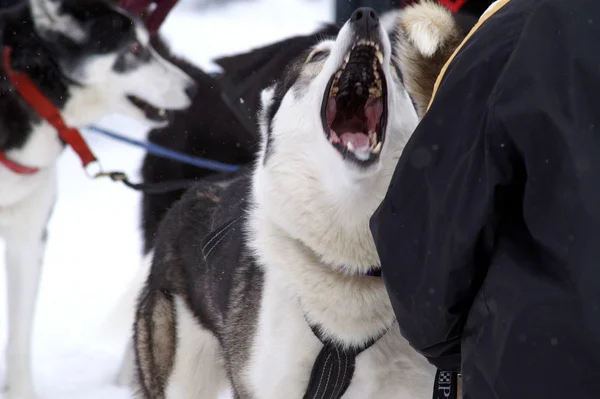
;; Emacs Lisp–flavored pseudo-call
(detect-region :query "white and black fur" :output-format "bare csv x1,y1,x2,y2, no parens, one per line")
0,1,194,397
133,2,464,398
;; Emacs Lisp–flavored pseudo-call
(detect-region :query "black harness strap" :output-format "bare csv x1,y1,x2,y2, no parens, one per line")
433,370,459,399
303,323,391,399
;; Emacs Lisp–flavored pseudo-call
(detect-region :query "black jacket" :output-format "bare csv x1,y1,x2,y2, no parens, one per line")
370,0,600,398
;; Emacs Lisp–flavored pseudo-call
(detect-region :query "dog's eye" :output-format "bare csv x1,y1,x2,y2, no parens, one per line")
130,42,143,56
306,49,329,64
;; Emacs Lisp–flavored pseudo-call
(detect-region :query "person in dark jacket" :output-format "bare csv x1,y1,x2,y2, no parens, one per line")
370,0,600,398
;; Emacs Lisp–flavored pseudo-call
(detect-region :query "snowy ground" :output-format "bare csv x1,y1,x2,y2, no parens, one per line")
0,0,333,397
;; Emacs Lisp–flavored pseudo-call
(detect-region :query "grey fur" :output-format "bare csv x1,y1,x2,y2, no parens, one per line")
133,170,263,398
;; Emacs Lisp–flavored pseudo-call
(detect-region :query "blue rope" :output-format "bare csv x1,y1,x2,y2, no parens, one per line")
85,125,241,173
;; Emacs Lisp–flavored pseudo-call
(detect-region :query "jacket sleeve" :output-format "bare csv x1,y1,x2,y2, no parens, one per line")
370,20,518,371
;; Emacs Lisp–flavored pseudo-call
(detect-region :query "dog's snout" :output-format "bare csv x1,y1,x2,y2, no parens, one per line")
185,83,198,100
349,7,380,39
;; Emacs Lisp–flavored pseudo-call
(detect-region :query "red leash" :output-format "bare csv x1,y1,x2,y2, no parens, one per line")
2,46,100,175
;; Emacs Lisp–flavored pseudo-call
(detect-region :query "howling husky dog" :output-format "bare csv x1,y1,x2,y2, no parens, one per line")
133,2,463,398
0,0,194,397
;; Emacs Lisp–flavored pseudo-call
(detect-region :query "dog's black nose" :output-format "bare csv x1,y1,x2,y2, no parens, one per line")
185,83,197,100
349,7,380,39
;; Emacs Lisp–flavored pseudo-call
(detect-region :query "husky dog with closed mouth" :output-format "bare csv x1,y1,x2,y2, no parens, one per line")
133,2,463,398
0,0,194,397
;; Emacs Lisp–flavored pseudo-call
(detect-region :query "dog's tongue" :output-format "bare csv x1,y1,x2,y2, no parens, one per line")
340,132,370,150
365,97,384,132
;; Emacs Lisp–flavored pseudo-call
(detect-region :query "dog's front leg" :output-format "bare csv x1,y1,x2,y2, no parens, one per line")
4,233,45,399
3,175,56,399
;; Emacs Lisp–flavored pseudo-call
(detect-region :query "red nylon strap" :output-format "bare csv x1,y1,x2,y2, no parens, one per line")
437,0,469,13
3,47,98,169
403,0,468,13
0,151,39,175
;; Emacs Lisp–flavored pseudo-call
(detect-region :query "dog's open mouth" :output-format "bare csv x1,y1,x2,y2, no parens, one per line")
321,40,388,165
127,95,171,123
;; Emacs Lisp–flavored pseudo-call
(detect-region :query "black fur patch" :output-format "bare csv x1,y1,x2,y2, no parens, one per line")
60,0,137,54
387,24,404,85
56,0,139,78
1,8,70,151
263,57,304,164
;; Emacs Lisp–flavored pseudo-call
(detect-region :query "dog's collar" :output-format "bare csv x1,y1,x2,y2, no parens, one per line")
337,264,382,278
0,151,40,175
3,46,99,175
365,267,382,277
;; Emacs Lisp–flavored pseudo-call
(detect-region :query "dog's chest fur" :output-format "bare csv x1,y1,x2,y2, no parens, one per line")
241,210,436,398
0,124,61,214
0,96,90,210
247,268,435,399
0,164,56,233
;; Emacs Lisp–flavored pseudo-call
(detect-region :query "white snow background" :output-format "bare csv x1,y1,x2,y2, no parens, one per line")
0,0,333,397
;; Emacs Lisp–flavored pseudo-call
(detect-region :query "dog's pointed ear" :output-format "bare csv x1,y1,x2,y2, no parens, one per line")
394,1,464,117
29,0,87,43
256,84,277,160
258,85,276,137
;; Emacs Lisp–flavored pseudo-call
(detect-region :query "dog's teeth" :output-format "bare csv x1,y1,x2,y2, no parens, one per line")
330,130,340,144
375,50,384,64
344,54,350,63
369,131,377,145
373,142,382,154
347,141,354,151
158,109,166,116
